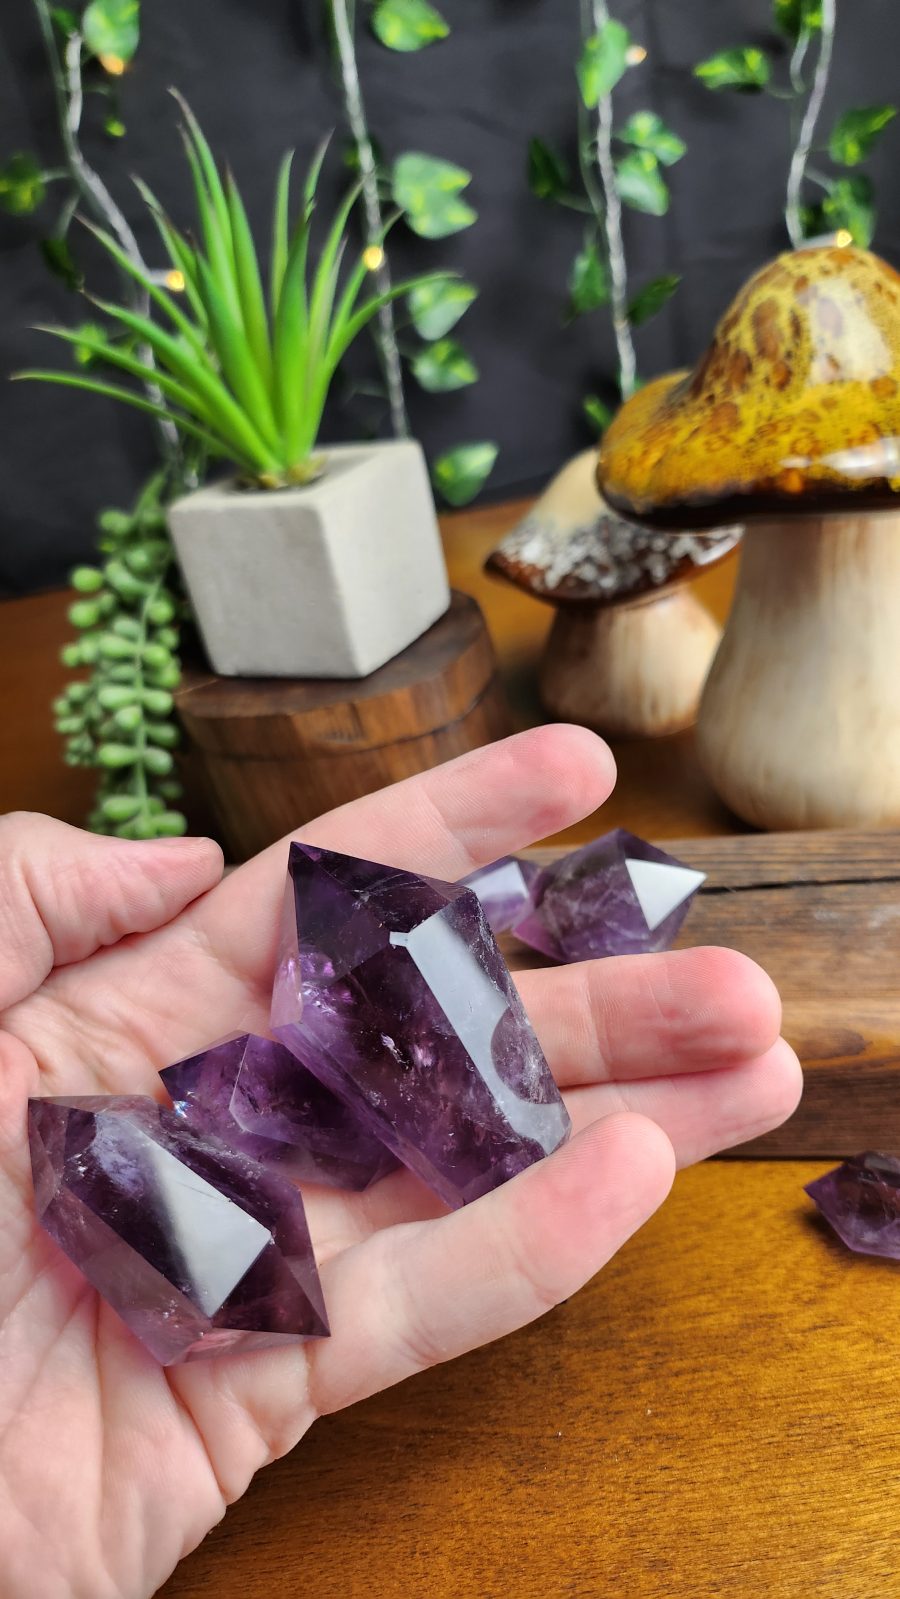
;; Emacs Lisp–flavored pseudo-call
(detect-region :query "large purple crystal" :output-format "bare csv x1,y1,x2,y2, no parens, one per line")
461,856,540,935
511,829,706,962
161,1033,396,1190
29,1095,329,1364
271,843,570,1209
806,1153,900,1258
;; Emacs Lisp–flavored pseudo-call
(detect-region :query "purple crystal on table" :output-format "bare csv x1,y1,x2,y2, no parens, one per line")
161,1032,396,1190
510,829,706,962
461,856,541,935
806,1153,900,1258
28,1094,329,1365
271,843,570,1210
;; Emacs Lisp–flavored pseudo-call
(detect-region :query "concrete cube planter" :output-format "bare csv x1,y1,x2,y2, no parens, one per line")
167,440,450,678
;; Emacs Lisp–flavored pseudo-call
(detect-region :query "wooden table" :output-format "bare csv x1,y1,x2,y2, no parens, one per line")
3,508,888,1599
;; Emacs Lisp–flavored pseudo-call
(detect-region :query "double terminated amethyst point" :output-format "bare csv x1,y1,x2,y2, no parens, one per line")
510,829,706,962
806,1153,900,1259
272,843,570,1209
162,1032,396,1190
29,1095,329,1364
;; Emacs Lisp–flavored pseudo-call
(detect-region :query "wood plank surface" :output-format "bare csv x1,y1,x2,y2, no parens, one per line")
160,1157,900,1599
513,833,900,1157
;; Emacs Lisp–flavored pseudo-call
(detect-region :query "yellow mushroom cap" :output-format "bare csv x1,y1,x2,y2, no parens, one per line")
599,245,900,528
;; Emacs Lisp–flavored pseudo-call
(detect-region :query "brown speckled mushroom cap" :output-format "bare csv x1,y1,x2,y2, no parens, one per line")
486,450,740,607
599,245,900,529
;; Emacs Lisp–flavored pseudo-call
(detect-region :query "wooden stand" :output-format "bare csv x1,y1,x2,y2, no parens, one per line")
175,591,512,860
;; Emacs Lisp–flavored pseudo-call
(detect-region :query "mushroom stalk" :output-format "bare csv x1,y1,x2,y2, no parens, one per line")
697,513,900,829
540,587,722,738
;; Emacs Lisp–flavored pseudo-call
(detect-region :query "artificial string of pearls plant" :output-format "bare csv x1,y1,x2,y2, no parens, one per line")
0,0,193,838
694,0,896,248
327,0,498,506
528,3,686,434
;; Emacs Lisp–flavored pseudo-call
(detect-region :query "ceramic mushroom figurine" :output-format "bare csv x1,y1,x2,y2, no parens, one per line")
486,450,741,737
599,244,900,829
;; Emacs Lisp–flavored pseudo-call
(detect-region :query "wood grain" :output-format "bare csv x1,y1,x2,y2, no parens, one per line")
510,832,900,1158
160,1158,900,1599
174,591,511,859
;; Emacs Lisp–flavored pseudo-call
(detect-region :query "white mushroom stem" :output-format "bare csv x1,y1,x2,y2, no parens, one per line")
697,512,900,829
539,587,722,738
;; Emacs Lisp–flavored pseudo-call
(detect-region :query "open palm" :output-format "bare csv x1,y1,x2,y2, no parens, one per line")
0,728,801,1599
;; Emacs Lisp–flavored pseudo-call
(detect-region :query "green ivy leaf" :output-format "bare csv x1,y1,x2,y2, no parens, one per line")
577,19,630,109
627,273,681,327
82,0,140,63
410,338,478,392
407,276,477,339
819,174,875,247
615,149,669,216
371,0,449,52
432,442,498,506
40,236,83,290
828,105,897,167
50,7,79,35
527,137,571,201
583,395,613,435
0,153,46,216
772,0,822,40
392,152,476,238
694,47,770,92
568,237,609,316
617,110,686,167
71,321,109,366
104,115,126,138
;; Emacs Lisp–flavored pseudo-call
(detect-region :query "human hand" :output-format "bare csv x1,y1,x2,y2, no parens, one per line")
0,727,801,1599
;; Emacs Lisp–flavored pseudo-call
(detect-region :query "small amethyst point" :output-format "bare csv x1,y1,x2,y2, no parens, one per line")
29,1095,329,1365
271,842,570,1210
806,1153,900,1259
162,1032,396,1191
461,856,540,935
511,829,706,962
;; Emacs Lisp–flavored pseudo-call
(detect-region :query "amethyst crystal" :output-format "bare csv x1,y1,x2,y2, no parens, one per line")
806,1153,900,1258
461,856,540,935
271,843,570,1209
29,1095,329,1364
161,1033,396,1191
511,829,706,962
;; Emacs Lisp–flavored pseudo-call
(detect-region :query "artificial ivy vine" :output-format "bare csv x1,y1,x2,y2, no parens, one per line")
694,0,896,248
328,0,498,505
0,0,190,838
528,2,686,435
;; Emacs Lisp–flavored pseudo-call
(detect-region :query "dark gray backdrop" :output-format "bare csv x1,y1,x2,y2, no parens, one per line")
2,0,898,593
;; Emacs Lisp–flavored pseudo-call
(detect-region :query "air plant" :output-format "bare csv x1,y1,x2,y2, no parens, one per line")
18,100,442,488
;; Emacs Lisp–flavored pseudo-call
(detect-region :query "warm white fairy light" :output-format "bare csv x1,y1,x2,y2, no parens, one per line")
625,44,647,65
98,52,126,76
362,244,385,271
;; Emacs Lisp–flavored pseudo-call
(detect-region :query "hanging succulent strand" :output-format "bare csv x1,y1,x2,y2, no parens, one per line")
32,0,178,460
584,0,636,399
784,0,836,246
329,0,409,438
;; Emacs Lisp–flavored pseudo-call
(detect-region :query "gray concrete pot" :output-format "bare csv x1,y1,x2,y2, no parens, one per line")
167,440,450,678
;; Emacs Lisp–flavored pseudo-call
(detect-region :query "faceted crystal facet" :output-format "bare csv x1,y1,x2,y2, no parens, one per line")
271,843,570,1209
805,1153,900,1258
461,856,541,935
511,829,706,961
29,1095,329,1364
161,1032,396,1190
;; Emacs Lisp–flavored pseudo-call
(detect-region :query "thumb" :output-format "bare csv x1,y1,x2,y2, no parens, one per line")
0,812,223,1009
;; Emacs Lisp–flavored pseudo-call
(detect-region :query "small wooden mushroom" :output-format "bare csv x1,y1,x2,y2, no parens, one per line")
485,450,741,737
598,244,900,828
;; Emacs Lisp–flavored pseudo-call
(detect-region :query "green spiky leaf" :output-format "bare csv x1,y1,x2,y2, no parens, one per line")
627,273,681,326
583,395,614,435
694,47,770,92
829,106,897,168
615,150,669,215
393,152,476,238
82,0,140,62
432,442,498,506
0,153,46,216
617,111,686,167
577,19,630,109
407,276,477,339
371,0,449,52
